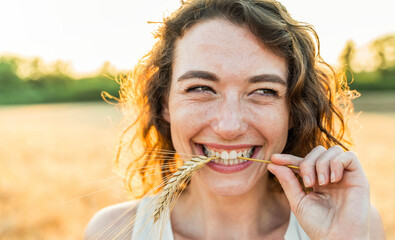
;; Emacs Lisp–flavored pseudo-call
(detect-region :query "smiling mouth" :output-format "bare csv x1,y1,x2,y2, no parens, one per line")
200,144,256,166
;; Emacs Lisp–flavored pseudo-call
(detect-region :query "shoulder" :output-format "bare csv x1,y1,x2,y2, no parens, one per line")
84,201,139,240
369,204,385,240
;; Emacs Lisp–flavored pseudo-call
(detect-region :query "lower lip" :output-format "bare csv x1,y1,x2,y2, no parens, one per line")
206,160,253,173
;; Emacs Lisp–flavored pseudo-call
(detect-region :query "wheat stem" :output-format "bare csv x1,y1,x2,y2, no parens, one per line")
152,155,300,223
237,156,300,169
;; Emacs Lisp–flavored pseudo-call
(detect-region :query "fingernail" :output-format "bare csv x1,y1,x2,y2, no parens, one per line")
303,175,311,187
318,174,325,185
330,172,336,183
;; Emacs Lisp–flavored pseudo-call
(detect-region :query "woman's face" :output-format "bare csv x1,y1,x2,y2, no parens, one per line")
163,19,290,196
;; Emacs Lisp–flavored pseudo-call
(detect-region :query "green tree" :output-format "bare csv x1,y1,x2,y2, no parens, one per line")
339,40,356,72
99,61,116,76
0,57,23,91
370,34,395,76
29,57,45,80
52,60,72,76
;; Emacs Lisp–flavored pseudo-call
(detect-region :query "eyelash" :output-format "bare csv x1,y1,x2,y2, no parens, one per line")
185,85,279,97
186,85,216,93
253,88,279,97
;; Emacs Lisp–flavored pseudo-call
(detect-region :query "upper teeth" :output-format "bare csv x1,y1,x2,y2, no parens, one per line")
203,146,254,160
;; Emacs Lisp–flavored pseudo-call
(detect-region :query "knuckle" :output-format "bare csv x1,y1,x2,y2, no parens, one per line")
299,160,312,171
331,156,341,165
316,158,328,169
345,151,357,159
316,145,327,151
329,145,344,152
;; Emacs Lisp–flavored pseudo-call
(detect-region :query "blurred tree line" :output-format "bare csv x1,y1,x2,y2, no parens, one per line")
339,34,395,91
0,33,394,105
0,56,120,105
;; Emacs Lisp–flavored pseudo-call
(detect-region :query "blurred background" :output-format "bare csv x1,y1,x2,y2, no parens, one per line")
0,0,394,239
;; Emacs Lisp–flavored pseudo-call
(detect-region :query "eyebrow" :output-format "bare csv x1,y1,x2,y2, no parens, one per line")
248,74,287,86
177,70,218,82
177,70,287,86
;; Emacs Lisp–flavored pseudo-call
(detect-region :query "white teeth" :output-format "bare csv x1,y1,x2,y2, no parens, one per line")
204,145,256,165
229,150,237,159
243,150,248,157
221,151,229,160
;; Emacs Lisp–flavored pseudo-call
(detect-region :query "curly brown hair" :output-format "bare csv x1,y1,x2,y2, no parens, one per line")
112,0,356,198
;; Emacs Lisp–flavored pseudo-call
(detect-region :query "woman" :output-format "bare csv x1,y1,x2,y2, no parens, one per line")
85,0,385,239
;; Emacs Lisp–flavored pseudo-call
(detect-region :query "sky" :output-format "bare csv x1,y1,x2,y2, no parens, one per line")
1,0,394,73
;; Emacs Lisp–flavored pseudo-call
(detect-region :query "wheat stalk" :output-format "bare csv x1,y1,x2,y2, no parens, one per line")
152,155,300,222
152,155,217,222
237,156,300,169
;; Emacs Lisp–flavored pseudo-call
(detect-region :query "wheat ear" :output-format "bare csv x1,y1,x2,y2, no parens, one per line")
152,155,300,222
153,156,216,222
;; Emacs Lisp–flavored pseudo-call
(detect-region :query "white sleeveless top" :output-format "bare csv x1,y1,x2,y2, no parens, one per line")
132,196,309,240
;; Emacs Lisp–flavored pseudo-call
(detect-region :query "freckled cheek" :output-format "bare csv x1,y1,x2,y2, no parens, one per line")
249,108,290,146
169,101,215,136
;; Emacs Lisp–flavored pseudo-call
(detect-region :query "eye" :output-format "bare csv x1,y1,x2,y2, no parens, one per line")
186,85,216,94
253,88,279,96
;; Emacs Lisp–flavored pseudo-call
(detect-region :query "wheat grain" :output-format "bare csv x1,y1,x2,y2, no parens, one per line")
152,155,215,222
151,154,301,222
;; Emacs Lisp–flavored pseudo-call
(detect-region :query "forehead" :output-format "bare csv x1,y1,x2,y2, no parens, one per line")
172,18,288,82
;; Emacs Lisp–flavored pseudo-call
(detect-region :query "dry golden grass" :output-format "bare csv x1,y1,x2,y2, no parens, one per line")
0,103,125,240
0,102,394,239
351,113,395,238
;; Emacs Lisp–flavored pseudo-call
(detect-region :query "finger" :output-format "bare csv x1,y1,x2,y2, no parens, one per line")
299,146,326,187
267,163,305,211
330,151,363,183
340,151,362,172
270,153,303,166
316,145,344,186
329,154,343,183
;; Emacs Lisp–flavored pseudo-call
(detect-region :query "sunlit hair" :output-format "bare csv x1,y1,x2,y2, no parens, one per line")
112,0,357,198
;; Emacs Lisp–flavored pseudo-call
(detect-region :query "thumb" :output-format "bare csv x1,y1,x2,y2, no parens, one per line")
268,163,305,211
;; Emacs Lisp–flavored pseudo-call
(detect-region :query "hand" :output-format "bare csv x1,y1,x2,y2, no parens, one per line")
268,145,370,240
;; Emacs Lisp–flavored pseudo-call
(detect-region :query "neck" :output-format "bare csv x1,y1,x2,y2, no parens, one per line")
171,173,290,239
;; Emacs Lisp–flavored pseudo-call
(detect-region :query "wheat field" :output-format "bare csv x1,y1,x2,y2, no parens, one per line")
0,101,394,239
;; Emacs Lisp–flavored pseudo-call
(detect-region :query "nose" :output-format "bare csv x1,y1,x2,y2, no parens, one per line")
211,96,248,140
